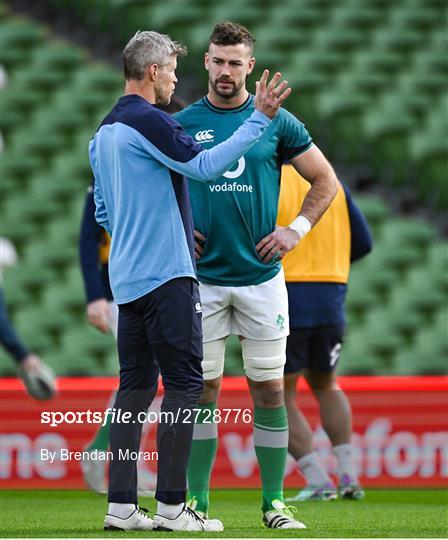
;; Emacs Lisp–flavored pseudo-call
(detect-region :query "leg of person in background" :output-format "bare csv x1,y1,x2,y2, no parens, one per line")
284,325,364,501
305,370,364,500
284,371,336,502
186,365,223,518
82,302,118,494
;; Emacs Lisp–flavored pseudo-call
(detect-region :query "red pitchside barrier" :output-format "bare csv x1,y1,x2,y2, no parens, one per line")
0,376,447,489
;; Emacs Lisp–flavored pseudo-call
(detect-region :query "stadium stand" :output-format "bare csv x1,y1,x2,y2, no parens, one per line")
1,2,446,377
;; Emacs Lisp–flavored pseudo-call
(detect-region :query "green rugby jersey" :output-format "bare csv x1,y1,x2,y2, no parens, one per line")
174,94,312,286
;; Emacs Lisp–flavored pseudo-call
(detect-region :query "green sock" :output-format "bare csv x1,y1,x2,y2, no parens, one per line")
85,415,111,452
253,406,288,513
187,401,218,514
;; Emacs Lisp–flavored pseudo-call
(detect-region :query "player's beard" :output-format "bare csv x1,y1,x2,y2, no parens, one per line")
211,77,245,99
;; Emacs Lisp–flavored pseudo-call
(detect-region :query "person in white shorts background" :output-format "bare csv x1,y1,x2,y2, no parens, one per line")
174,21,338,529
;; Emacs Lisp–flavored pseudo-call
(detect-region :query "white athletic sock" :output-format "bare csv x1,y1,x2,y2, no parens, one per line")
297,451,332,487
157,502,183,519
333,443,357,481
108,503,136,519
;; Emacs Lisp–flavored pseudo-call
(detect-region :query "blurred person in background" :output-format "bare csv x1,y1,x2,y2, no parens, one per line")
174,21,338,529
0,237,56,400
276,165,372,502
79,98,185,496
89,29,290,532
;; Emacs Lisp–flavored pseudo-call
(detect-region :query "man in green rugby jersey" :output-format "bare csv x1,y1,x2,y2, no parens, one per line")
174,22,338,529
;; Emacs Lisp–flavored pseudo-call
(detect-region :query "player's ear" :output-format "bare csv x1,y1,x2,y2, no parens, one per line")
204,52,210,71
247,56,255,75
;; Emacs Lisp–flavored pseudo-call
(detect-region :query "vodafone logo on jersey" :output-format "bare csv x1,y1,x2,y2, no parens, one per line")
194,129,214,143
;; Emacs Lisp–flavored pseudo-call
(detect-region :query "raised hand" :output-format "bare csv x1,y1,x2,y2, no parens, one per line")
255,70,291,119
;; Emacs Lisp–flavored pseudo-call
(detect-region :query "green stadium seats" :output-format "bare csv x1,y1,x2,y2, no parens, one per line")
5,190,61,227
351,49,406,76
291,50,346,76
413,50,448,76
25,235,78,273
255,27,311,58
61,325,115,358
370,242,420,274
2,88,47,117
1,20,45,64
338,335,380,375
388,3,442,31
338,70,390,98
13,308,54,353
382,218,436,250
428,242,448,273
286,71,332,130
0,360,17,377
358,264,396,300
2,4,446,378
209,3,266,29
32,42,86,74
12,67,66,93
410,133,448,208
331,2,385,30
364,107,417,185
353,195,389,230
393,328,447,375
271,1,327,28
317,90,369,161
345,277,379,322
2,270,30,312
2,152,42,184
379,92,432,123
313,26,366,54
389,284,444,319
32,105,87,139
0,45,28,69
373,27,425,53
0,107,21,135
73,66,122,93
10,129,69,163
364,306,424,345
4,263,56,299
42,281,84,319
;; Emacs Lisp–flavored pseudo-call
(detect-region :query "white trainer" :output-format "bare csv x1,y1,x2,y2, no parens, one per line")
187,496,224,531
263,499,307,529
154,505,224,532
80,451,107,494
103,506,153,531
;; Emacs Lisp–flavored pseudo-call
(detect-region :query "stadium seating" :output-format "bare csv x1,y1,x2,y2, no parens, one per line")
1,4,446,378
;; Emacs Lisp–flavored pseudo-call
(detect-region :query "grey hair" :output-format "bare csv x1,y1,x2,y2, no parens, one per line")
122,30,187,81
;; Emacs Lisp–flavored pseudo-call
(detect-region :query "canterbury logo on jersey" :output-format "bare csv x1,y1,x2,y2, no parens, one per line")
195,129,214,143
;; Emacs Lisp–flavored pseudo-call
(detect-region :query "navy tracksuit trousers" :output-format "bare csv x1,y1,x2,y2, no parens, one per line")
108,277,203,504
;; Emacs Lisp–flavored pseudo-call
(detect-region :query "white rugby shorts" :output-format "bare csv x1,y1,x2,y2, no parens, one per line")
199,267,289,342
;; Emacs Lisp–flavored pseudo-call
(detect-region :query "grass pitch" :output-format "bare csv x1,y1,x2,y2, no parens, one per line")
0,489,446,537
